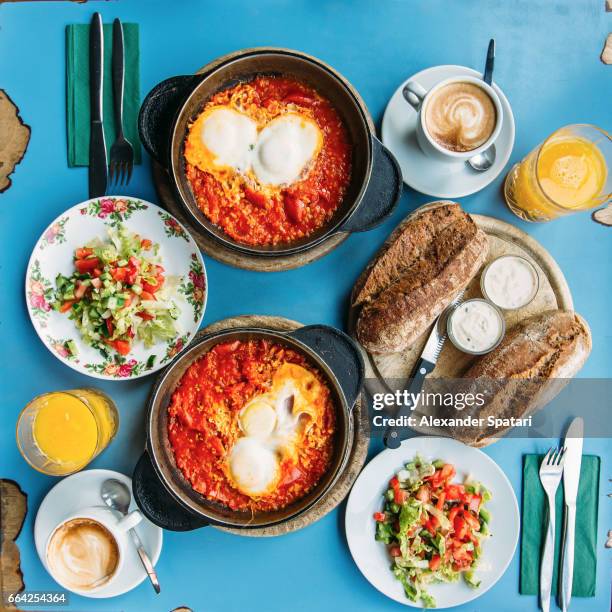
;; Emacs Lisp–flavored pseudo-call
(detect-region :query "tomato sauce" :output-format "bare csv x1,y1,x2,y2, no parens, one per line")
167,339,336,512
184,76,352,246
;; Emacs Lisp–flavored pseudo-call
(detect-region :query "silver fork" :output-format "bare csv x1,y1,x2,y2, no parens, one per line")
109,18,134,186
539,447,566,612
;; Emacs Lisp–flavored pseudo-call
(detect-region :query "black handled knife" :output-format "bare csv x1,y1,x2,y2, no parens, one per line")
483,38,495,85
384,292,464,449
89,12,107,198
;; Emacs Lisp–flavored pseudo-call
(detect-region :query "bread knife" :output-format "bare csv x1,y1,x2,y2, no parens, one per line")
384,291,464,449
558,416,584,611
89,12,108,198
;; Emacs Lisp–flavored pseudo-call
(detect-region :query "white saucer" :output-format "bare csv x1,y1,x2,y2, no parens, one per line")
382,65,515,198
34,469,163,599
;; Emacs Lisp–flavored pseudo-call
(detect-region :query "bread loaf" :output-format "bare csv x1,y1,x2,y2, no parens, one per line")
453,309,592,447
354,202,488,353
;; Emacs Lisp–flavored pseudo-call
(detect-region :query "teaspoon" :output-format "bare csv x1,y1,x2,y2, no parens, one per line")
101,478,161,594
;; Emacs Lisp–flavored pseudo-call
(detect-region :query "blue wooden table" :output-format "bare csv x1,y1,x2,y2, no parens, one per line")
1,1,610,611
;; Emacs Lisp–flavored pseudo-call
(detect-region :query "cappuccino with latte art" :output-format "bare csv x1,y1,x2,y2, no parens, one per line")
424,81,497,153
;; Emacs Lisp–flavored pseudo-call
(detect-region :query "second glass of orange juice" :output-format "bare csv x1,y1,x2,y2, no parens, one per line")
504,124,610,222
16,389,118,476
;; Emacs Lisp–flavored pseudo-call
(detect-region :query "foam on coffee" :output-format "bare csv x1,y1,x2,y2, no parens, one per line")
425,82,497,152
47,518,119,590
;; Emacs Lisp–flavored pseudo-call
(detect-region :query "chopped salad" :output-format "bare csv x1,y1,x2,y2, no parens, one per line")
53,224,180,357
374,455,491,608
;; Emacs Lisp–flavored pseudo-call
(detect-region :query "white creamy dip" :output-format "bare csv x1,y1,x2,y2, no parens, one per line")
448,299,504,354
482,255,538,310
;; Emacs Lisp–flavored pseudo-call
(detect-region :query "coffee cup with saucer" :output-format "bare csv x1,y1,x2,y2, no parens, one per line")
45,506,142,595
382,65,515,198
34,469,163,598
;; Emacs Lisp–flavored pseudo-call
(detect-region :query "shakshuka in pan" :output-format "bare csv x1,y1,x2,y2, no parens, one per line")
183,76,352,247
167,339,336,512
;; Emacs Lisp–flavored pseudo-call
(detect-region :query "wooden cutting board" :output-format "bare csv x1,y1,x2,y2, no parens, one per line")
348,206,573,393
0,480,27,605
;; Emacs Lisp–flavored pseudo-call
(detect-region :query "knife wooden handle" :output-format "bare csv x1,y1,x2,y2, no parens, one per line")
558,503,576,611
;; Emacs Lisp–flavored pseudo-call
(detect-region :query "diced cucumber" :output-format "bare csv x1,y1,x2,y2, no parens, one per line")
385,489,395,502
479,507,491,524
66,340,78,356
432,459,445,469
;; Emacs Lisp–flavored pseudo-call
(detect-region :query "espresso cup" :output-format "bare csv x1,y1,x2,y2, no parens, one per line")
403,74,503,164
45,506,142,594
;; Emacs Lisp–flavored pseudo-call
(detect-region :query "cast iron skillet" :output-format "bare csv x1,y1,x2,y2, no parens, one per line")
138,48,402,257
132,325,364,531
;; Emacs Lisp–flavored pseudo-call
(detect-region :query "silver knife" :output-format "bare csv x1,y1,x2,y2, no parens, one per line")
89,12,108,198
558,417,584,611
384,291,464,449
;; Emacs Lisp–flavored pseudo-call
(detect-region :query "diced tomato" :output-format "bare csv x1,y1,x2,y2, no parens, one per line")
75,247,93,259
425,520,436,537
75,257,100,273
436,491,446,511
122,295,133,308
444,484,465,501
137,311,155,321
142,279,160,294
453,516,469,540
59,300,76,313
91,277,102,289
429,555,441,571
155,264,165,274
416,485,430,503
110,339,131,356
140,238,153,249
389,476,406,504
244,187,268,208
389,545,402,557
429,515,439,528
110,267,129,282
452,545,473,563
440,464,456,483
74,281,88,299
373,512,386,522
140,290,155,301
92,268,102,278
283,193,305,224
466,493,482,514
463,511,480,531
127,328,135,339
105,319,114,336
448,506,461,523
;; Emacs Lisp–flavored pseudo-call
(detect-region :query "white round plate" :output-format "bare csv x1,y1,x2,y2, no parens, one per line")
25,197,207,380
345,437,519,608
382,65,515,199
34,469,163,599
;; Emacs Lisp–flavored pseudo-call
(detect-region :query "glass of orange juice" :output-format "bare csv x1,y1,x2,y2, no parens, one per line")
16,389,118,476
504,124,611,222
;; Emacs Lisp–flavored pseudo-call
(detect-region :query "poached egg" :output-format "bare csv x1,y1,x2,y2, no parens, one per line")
185,106,322,187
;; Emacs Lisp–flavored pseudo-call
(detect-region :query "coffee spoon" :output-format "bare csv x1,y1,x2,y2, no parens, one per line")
101,478,161,593
468,39,497,172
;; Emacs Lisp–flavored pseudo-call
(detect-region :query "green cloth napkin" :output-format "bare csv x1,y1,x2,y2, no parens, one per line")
520,454,600,597
66,23,141,166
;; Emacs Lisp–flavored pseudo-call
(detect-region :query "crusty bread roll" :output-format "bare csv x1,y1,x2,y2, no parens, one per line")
354,201,488,353
457,309,592,447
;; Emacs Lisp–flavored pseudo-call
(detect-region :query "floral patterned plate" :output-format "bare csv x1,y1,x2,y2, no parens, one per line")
25,197,207,380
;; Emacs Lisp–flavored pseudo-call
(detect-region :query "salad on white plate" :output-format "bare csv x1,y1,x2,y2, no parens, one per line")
26,197,206,380
345,437,519,609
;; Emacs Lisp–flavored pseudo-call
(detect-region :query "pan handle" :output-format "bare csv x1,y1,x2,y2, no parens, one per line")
288,325,364,409
339,136,402,233
138,75,202,167
132,452,209,531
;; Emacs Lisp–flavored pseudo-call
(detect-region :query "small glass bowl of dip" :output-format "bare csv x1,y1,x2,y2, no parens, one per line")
480,255,539,311
447,298,506,355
